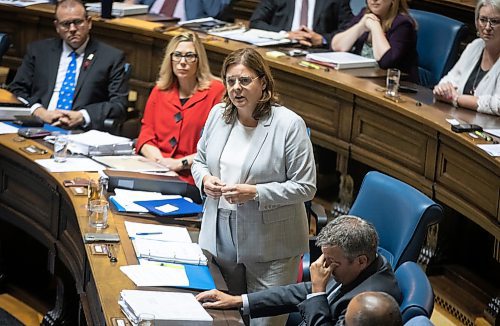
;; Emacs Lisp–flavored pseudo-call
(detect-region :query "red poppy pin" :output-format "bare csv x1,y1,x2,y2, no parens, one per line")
83,53,94,70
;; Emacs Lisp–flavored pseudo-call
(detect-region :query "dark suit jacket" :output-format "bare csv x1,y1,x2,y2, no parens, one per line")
9,38,128,131
247,255,402,325
249,0,353,47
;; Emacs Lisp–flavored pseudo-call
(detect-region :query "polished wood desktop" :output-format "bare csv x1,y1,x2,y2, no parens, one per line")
0,133,242,325
0,3,499,324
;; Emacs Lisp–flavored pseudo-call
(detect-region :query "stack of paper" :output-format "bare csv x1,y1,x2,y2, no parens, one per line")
35,157,106,172
0,0,49,7
125,221,208,265
122,222,215,290
210,28,293,47
85,2,148,17
66,130,133,156
119,290,213,325
306,52,378,69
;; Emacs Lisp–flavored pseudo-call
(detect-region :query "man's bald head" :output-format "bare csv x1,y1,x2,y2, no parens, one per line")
345,291,403,326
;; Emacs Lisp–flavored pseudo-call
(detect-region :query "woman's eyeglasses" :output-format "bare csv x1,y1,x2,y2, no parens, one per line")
478,16,500,28
171,52,198,63
57,19,86,30
226,76,261,87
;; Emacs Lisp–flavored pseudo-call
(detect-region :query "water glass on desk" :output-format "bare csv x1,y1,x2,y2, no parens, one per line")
386,68,401,98
137,313,155,326
88,199,109,229
53,132,68,163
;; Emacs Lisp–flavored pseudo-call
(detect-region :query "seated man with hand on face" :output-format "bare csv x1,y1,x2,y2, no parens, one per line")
9,0,128,131
344,291,403,326
196,215,402,325
249,0,353,48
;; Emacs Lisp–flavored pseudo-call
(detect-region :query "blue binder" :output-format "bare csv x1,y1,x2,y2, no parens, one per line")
182,264,216,291
134,198,202,216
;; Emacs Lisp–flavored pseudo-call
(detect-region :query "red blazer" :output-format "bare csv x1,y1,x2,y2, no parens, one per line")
136,80,225,184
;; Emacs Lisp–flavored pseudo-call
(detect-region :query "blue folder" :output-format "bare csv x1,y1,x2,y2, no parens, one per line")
182,264,216,291
134,198,202,217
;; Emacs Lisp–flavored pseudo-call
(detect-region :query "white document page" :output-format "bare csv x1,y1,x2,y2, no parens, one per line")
484,129,500,138
0,122,19,134
120,264,189,287
35,157,106,172
124,221,192,242
477,144,500,156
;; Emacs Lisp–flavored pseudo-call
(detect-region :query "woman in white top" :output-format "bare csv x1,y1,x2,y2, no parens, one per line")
191,48,316,326
433,0,500,115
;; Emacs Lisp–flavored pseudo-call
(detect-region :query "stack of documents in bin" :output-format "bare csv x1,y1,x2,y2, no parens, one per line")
119,290,213,325
121,222,215,290
66,130,133,156
85,2,148,17
305,52,377,69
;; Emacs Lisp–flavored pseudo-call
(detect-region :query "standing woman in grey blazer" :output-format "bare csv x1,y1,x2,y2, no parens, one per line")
192,48,316,326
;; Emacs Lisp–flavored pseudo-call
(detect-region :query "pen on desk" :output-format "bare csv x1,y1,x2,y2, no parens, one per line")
136,232,163,236
474,131,493,142
298,61,320,70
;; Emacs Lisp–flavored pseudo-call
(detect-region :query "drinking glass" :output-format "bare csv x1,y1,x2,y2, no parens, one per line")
137,313,155,326
88,199,109,229
386,68,401,98
53,132,69,163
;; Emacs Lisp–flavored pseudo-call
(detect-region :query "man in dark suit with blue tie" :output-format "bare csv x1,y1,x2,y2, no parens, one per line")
9,0,128,131
250,0,353,48
196,215,402,326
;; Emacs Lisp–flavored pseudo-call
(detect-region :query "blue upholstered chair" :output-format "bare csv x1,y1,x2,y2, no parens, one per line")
350,0,365,15
410,9,467,88
349,171,443,269
395,262,435,323
0,33,11,65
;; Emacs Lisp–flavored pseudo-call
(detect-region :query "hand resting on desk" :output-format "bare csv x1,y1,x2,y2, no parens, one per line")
196,289,243,310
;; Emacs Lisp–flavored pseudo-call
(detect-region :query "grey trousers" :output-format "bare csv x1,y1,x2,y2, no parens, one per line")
215,209,301,326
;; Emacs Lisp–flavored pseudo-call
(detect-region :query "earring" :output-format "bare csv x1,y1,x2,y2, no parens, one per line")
477,31,480,37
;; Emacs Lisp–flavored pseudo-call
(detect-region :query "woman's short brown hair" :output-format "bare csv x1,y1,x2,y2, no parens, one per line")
156,32,217,91
220,48,278,124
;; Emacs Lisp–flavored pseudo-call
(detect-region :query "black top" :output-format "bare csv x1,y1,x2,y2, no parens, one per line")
464,55,488,95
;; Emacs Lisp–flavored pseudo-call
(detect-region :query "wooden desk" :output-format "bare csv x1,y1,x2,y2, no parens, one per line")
0,4,499,323
0,134,242,325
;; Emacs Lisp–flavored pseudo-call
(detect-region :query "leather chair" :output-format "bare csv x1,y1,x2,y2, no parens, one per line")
0,33,10,65
395,261,434,323
348,171,443,269
103,62,132,135
410,9,467,88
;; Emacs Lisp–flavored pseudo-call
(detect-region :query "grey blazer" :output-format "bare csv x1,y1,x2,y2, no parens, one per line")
192,104,316,263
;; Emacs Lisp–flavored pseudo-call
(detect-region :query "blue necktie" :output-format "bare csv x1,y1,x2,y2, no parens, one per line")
56,51,77,110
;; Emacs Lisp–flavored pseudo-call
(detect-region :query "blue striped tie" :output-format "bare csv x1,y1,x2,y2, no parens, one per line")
56,51,77,110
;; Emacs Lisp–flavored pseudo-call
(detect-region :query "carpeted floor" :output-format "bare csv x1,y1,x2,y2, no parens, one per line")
0,307,22,326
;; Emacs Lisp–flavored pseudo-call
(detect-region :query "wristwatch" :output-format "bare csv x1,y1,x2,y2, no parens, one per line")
452,94,460,108
181,159,189,169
